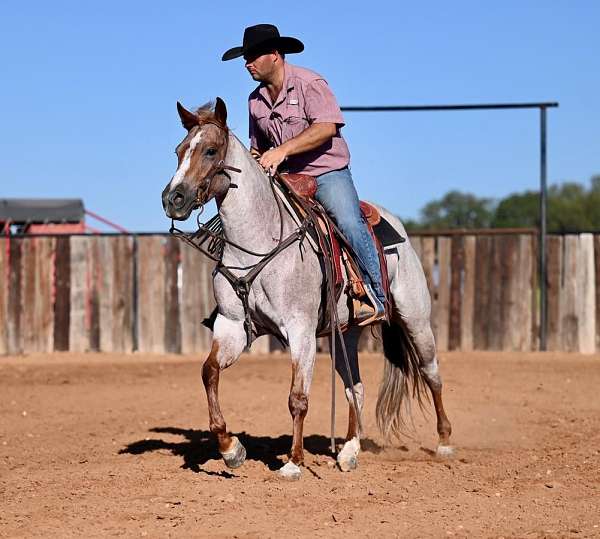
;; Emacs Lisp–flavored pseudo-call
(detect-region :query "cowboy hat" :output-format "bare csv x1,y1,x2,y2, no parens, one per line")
221,24,304,61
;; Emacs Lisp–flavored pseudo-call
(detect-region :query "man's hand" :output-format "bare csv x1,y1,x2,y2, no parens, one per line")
258,146,288,175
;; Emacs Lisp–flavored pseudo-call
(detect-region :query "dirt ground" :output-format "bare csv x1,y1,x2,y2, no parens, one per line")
1,349,599,538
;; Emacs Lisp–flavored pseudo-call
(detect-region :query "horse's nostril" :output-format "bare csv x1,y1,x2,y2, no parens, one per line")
169,190,185,209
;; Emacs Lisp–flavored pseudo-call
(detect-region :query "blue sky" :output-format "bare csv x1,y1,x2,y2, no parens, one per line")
0,1,598,231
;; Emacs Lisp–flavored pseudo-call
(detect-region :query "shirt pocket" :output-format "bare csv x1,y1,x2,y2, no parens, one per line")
254,114,270,133
283,114,309,139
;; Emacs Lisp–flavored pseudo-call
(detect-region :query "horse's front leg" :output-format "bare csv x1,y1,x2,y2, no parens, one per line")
278,333,317,481
201,315,247,469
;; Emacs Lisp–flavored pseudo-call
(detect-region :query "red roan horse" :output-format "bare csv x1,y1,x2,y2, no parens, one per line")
162,99,452,480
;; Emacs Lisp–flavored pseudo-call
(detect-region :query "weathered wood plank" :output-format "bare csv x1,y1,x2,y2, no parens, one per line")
111,235,134,353
473,236,491,350
500,236,519,350
180,244,215,354
180,243,203,354
577,234,595,354
54,237,71,351
21,237,55,353
460,236,476,351
505,235,533,351
519,235,534,351
448,236,464,350
97,236,115,352
410,236,422,261
88,239,101,352
164,237,181,354
435,237,451,352
561,235,579,352
546,235,562,351
20,239,37,352
595,235,600,352
529,234,539,351
486,236,504,350
137,236,166,353
0,239,8,354
69,236,91,352
420,237,435,296
7,239,23,354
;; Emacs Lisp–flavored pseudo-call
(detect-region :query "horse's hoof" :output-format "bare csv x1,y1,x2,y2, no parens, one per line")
337,454,357,472
337,437,360,472
436,444,454,458
277,461,301,481
221,436,246,469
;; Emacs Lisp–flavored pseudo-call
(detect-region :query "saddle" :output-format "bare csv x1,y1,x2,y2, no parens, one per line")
278,172,398,330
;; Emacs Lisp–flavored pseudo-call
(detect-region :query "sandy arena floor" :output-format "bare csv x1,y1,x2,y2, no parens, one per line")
1,350,599,538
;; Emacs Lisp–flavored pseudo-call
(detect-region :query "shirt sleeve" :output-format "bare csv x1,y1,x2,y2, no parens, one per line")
303,79,345,127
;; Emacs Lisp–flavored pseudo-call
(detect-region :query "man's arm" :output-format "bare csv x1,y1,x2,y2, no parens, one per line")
258,122,337,174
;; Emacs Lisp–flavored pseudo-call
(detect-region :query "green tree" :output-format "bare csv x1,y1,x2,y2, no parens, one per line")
418,190,494,229
547,182,593,232
492,190,539,228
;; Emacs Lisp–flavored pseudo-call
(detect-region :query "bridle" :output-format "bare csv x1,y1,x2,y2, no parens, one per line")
187,119,243,209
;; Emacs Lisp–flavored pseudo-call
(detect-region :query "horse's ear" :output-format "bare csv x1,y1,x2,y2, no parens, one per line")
177,101,198,131
214,97,227,127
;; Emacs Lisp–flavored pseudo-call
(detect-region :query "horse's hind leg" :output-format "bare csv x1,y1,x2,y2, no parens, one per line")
278,331,317,481
201,315,247,469
409,320,453,455
332,325,364,472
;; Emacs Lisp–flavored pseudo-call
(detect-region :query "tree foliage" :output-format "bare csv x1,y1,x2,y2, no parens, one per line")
405,175,600,232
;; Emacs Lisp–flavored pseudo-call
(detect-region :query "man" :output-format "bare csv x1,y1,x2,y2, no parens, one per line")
222,24,385,320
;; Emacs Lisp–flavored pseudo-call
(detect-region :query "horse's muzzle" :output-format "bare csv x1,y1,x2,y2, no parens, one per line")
162,184,196,221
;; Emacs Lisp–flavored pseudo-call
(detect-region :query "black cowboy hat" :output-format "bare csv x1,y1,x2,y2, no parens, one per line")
221,24,304,61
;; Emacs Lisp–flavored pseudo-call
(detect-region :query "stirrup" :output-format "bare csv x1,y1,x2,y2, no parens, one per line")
354,285,386,326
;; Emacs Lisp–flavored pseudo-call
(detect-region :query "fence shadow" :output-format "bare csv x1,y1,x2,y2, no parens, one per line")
119,426,383,476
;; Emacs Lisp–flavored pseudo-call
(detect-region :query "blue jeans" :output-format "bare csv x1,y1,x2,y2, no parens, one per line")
315,167,384,299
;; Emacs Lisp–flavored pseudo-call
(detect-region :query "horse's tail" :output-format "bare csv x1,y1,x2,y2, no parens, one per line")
376,321,429,441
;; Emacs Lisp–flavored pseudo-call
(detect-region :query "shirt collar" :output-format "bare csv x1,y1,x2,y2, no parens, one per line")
257,62,295,108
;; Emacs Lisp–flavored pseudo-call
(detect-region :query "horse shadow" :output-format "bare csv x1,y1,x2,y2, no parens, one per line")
119,426,384,476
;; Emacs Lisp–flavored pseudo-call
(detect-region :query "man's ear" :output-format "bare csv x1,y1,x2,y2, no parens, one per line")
214,97,227,127
177,101,198,131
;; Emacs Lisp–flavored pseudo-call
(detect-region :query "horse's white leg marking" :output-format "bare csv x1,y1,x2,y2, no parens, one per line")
278,330,317,481
202,315,248,468
169,130,203,189
337,382,364,472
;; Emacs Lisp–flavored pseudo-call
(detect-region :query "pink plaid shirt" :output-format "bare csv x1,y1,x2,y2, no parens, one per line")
248,63,350,176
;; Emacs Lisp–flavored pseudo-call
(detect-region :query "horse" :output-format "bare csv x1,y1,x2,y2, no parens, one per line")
161,98,453,480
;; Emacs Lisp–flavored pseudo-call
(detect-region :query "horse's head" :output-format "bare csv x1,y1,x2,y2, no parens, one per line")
162,98,232,220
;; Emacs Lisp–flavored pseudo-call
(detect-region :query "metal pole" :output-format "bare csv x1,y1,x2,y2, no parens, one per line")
539,107,548,351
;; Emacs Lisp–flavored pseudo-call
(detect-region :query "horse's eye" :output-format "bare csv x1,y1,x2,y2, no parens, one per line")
205,148,217,157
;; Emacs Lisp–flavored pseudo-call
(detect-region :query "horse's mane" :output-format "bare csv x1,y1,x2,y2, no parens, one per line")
193,101,217,122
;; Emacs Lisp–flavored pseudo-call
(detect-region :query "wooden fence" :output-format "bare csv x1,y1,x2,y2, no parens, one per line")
0,232,598,356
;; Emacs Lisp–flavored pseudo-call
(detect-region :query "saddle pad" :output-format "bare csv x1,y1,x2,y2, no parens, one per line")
372,215,406,248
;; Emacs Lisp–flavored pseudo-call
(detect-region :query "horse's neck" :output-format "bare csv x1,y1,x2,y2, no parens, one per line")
218,135,284,258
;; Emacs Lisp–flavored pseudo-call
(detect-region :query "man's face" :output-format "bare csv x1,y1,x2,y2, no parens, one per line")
244,50,278,81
